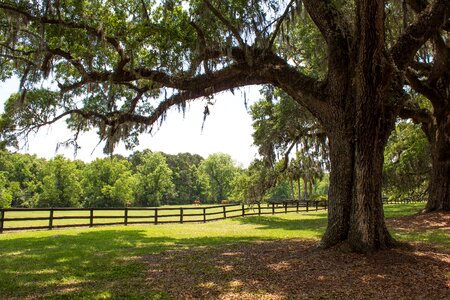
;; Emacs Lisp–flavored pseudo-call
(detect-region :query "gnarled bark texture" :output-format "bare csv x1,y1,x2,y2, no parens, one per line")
425,113,450,212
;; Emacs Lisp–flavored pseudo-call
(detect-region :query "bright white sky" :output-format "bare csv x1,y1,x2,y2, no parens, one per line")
0,78,261,167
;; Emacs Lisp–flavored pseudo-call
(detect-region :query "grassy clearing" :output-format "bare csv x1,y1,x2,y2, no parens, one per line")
0,202,446,300
1,204,246,229
1,203,318,230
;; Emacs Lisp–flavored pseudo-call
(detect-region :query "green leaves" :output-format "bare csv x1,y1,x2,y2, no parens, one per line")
134,151,174,206
383,121,430,201
39,155,83,207
198,153,239,203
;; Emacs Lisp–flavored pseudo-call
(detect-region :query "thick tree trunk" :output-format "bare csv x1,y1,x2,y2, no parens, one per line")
348,120,395,251
425,116,450,212
320,125,354,248
342,0,396,252
427,155,450,211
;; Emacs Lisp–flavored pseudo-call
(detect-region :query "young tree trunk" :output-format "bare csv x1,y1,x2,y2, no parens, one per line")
303,177,308,199
309,180,313,197
425,116,450,212
297,178,301,201
289,178,296,200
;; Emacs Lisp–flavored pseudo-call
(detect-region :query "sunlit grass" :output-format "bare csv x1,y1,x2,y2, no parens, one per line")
0,202,445,299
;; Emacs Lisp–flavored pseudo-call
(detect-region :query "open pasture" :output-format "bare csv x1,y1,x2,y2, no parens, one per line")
0,203,448,300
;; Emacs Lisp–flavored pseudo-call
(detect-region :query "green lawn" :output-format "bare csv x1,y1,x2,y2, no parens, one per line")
1,203,318,230
0,202,445,300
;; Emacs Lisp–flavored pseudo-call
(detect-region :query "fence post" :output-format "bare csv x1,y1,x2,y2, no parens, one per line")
284,202,288,214
154,208,158,225
223,205,227,219
296,201,299,213
306,201,309,212
0,209,4,234
90,208,94,227
180,208,183,224
316,201,318,211
203,208,206,223
124,207,128,226
49,208,54,230
272,203,275,215
241,204,245,217
258,203,261,216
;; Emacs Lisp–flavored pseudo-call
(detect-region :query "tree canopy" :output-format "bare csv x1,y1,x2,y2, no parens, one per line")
0,0,448,252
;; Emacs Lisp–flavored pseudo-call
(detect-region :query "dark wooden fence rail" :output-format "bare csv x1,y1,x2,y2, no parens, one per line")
382,198,426,204
0,200,328,233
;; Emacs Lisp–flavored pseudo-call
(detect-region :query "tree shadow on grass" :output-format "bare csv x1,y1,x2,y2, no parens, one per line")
0,229,264,300
232,214,327,234
141,239,450,300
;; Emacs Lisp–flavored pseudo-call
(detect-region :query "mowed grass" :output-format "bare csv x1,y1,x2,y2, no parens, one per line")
1,204,246,229
0,202,445,300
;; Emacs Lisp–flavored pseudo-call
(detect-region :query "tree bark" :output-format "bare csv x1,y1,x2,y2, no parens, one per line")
425,114,450,212
348,115,395,251
344,0,395,252
320,121,354,248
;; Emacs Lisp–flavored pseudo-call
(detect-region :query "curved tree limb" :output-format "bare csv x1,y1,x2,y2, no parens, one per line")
399,105,432,125
391,0,450,71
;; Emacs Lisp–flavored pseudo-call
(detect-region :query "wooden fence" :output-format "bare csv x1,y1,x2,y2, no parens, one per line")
0,200,327,233
382,198,427,204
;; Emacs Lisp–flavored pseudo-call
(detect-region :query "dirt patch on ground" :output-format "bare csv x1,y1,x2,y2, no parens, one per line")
142,214,450,300
386,211,450,232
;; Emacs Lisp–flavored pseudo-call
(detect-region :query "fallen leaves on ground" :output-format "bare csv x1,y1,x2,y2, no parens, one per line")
143,213,450,300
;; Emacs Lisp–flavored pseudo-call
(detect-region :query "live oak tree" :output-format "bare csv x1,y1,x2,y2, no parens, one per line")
0,0,448,252
398,1,450,212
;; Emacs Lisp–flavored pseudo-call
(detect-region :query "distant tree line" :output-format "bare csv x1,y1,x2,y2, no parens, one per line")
0,150,330,208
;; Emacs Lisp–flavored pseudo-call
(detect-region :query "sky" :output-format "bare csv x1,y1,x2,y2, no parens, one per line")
0,78,262,167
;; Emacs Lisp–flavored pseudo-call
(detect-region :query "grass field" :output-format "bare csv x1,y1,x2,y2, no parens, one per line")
1,204,246,229
0,203,448,299
1,203,322,230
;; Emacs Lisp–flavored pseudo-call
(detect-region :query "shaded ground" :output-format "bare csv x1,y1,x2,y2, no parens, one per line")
386,211,449,232
0,206,448,299
142,213,449,300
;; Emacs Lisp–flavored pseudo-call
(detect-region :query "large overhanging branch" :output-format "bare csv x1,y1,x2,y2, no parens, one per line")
391,0,450,71
399,105,432,126
406,69,442,106
262,53,328,115
25,68,267,135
